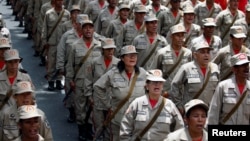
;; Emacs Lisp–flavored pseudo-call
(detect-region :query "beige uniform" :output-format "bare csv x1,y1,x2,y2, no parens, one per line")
146,4,169,17
93,67,147,140
157,9,183,37
95,6,119,36
0,71,33,111
120,95,184,141
132,33,168,70
233,18,250,47
84,0,108,24
164,128,208,141
170,61,220,109
41,8,70,81
194,2,222,27
66,38,101,125
215,8,245,46
207,76,250,125
212,44,250,81
0,106,53,141
13,134,44,141
154,46,192,92
180,0,201,10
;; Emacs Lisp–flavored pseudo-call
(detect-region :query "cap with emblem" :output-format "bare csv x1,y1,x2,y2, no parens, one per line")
231,53,250,66
81,19,94,27
230,26,246,38
185,99,208,116
15,81,34,94
170,24,186,34
4,49,21,61
120,45,138,55
17,105,41,121
102,38,116,49
134,4,147,13
70,5,81,12
146,69,166,82
0,37,11,49
193,41,213,52
144,14,158,22
202,18,216,27
76,14,89,24
183,5,195,14
246,4,250,11
118,3,130,11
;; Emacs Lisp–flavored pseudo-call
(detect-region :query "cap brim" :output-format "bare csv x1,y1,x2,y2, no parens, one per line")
135,10,147,13
147,76,166,82
103,45,116,49
233,33,246,38
186,103,208,115
204,23,216,26
235,60,250,65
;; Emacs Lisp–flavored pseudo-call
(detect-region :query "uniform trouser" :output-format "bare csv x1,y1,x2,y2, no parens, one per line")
47,45,63,81
64,77,74,108
110,123,120,141
35,30,41,52
73,79,88,125
93,108,110,141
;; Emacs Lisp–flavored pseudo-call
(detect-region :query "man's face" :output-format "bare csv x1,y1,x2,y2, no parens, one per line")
71,10,80,21
103,48,115,60
193,48,212,67
6,59,20,73
170,0,181,10
233,63,249,79
19,117,41,139
14,92,34,107
229,0,239,10
146,20,158,33
119,8,130,20
183,13,195,24
82,24,94,39
171,32,185,47
54,0,64,8
231,36,244,48
134,12,146,23
203,26,215,37
108,0,117,8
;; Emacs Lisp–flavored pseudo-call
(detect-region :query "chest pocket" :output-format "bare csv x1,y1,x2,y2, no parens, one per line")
187,77,201,93
222,93,237,113
156,115,172,131
101,18,109,29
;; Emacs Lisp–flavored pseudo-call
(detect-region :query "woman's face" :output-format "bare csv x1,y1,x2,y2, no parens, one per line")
146,81,164,95
18,117,41,139
121,53,138,67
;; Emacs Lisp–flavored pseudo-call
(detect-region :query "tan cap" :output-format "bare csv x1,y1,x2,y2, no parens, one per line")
4,49,21,61
230,26,246,38
119,3,130,11
183,5,195,14
17,105,41,121
120,45,138,55
185,99,208,115
70,5,81,12
102,38,116,49
170,24,186,34
134,4,147,13
15,81,34,94
81,19,94,27
202,18,216,27
193,41,213,51
146,69,166,82
0,37,11,48
246,4,250,11
144,14,158,22
77,14,89,24
231,53,250,66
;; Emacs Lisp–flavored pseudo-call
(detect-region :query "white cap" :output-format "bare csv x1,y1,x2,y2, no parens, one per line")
81,19,94,27
144,14,158,22
118,3,130,11
4,49,21,61
202,18,216,27
146,69,166,82
76,14,89,24
184,99,208,115
70,5,81,12
15,81,34,94
134,4,147,13
231,53,250,66
170,24,186,34
183,5,195,14
193,41,214,51
17,105,41,121
120,45,138,55
230,26,246,38
102,38,116,49
0,37,11,48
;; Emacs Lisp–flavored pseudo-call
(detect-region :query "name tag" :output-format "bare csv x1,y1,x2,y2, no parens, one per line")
188,78,201,83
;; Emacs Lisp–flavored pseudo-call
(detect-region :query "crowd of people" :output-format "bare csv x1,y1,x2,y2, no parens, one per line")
0,0,250,141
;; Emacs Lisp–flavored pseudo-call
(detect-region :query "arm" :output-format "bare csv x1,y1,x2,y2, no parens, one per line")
56,33,66,71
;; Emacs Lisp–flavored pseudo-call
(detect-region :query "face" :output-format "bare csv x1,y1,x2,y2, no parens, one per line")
233,63,249,79
193,48,211,67
183,13,195,24
170,0,181,10
82,24,94,39
14,92,34,107
121,53,138,67
108,0,117,8
185,107,207,135
229,0,239,10
146,20,158,34
54,0,64,8
203,26,215,37
6,59,20,73
134,12,146,23
71,10,80,21
103,48,115,60
231,36,244,48
146,81,164,95
0,48,9,60
171,32,185,47
18,117,41,139
119,8,130,20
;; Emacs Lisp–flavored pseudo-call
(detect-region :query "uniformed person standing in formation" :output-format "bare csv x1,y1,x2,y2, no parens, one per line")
170,41,219,116
153,24,192,95
41,0,70,91
0,81,53,141
207,53,250,125
93,45,147,140
66,18,101,141
120,69,184,141
85,38,120,141
146,0,169,18
132,13,167,70
0,38,12,72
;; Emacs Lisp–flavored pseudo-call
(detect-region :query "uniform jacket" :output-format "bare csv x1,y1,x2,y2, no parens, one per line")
207,76,250,125
120,95,184,141
13,134,44,141
93,67,147,125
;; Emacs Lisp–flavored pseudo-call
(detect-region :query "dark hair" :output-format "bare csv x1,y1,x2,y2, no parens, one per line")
117,56,140,74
